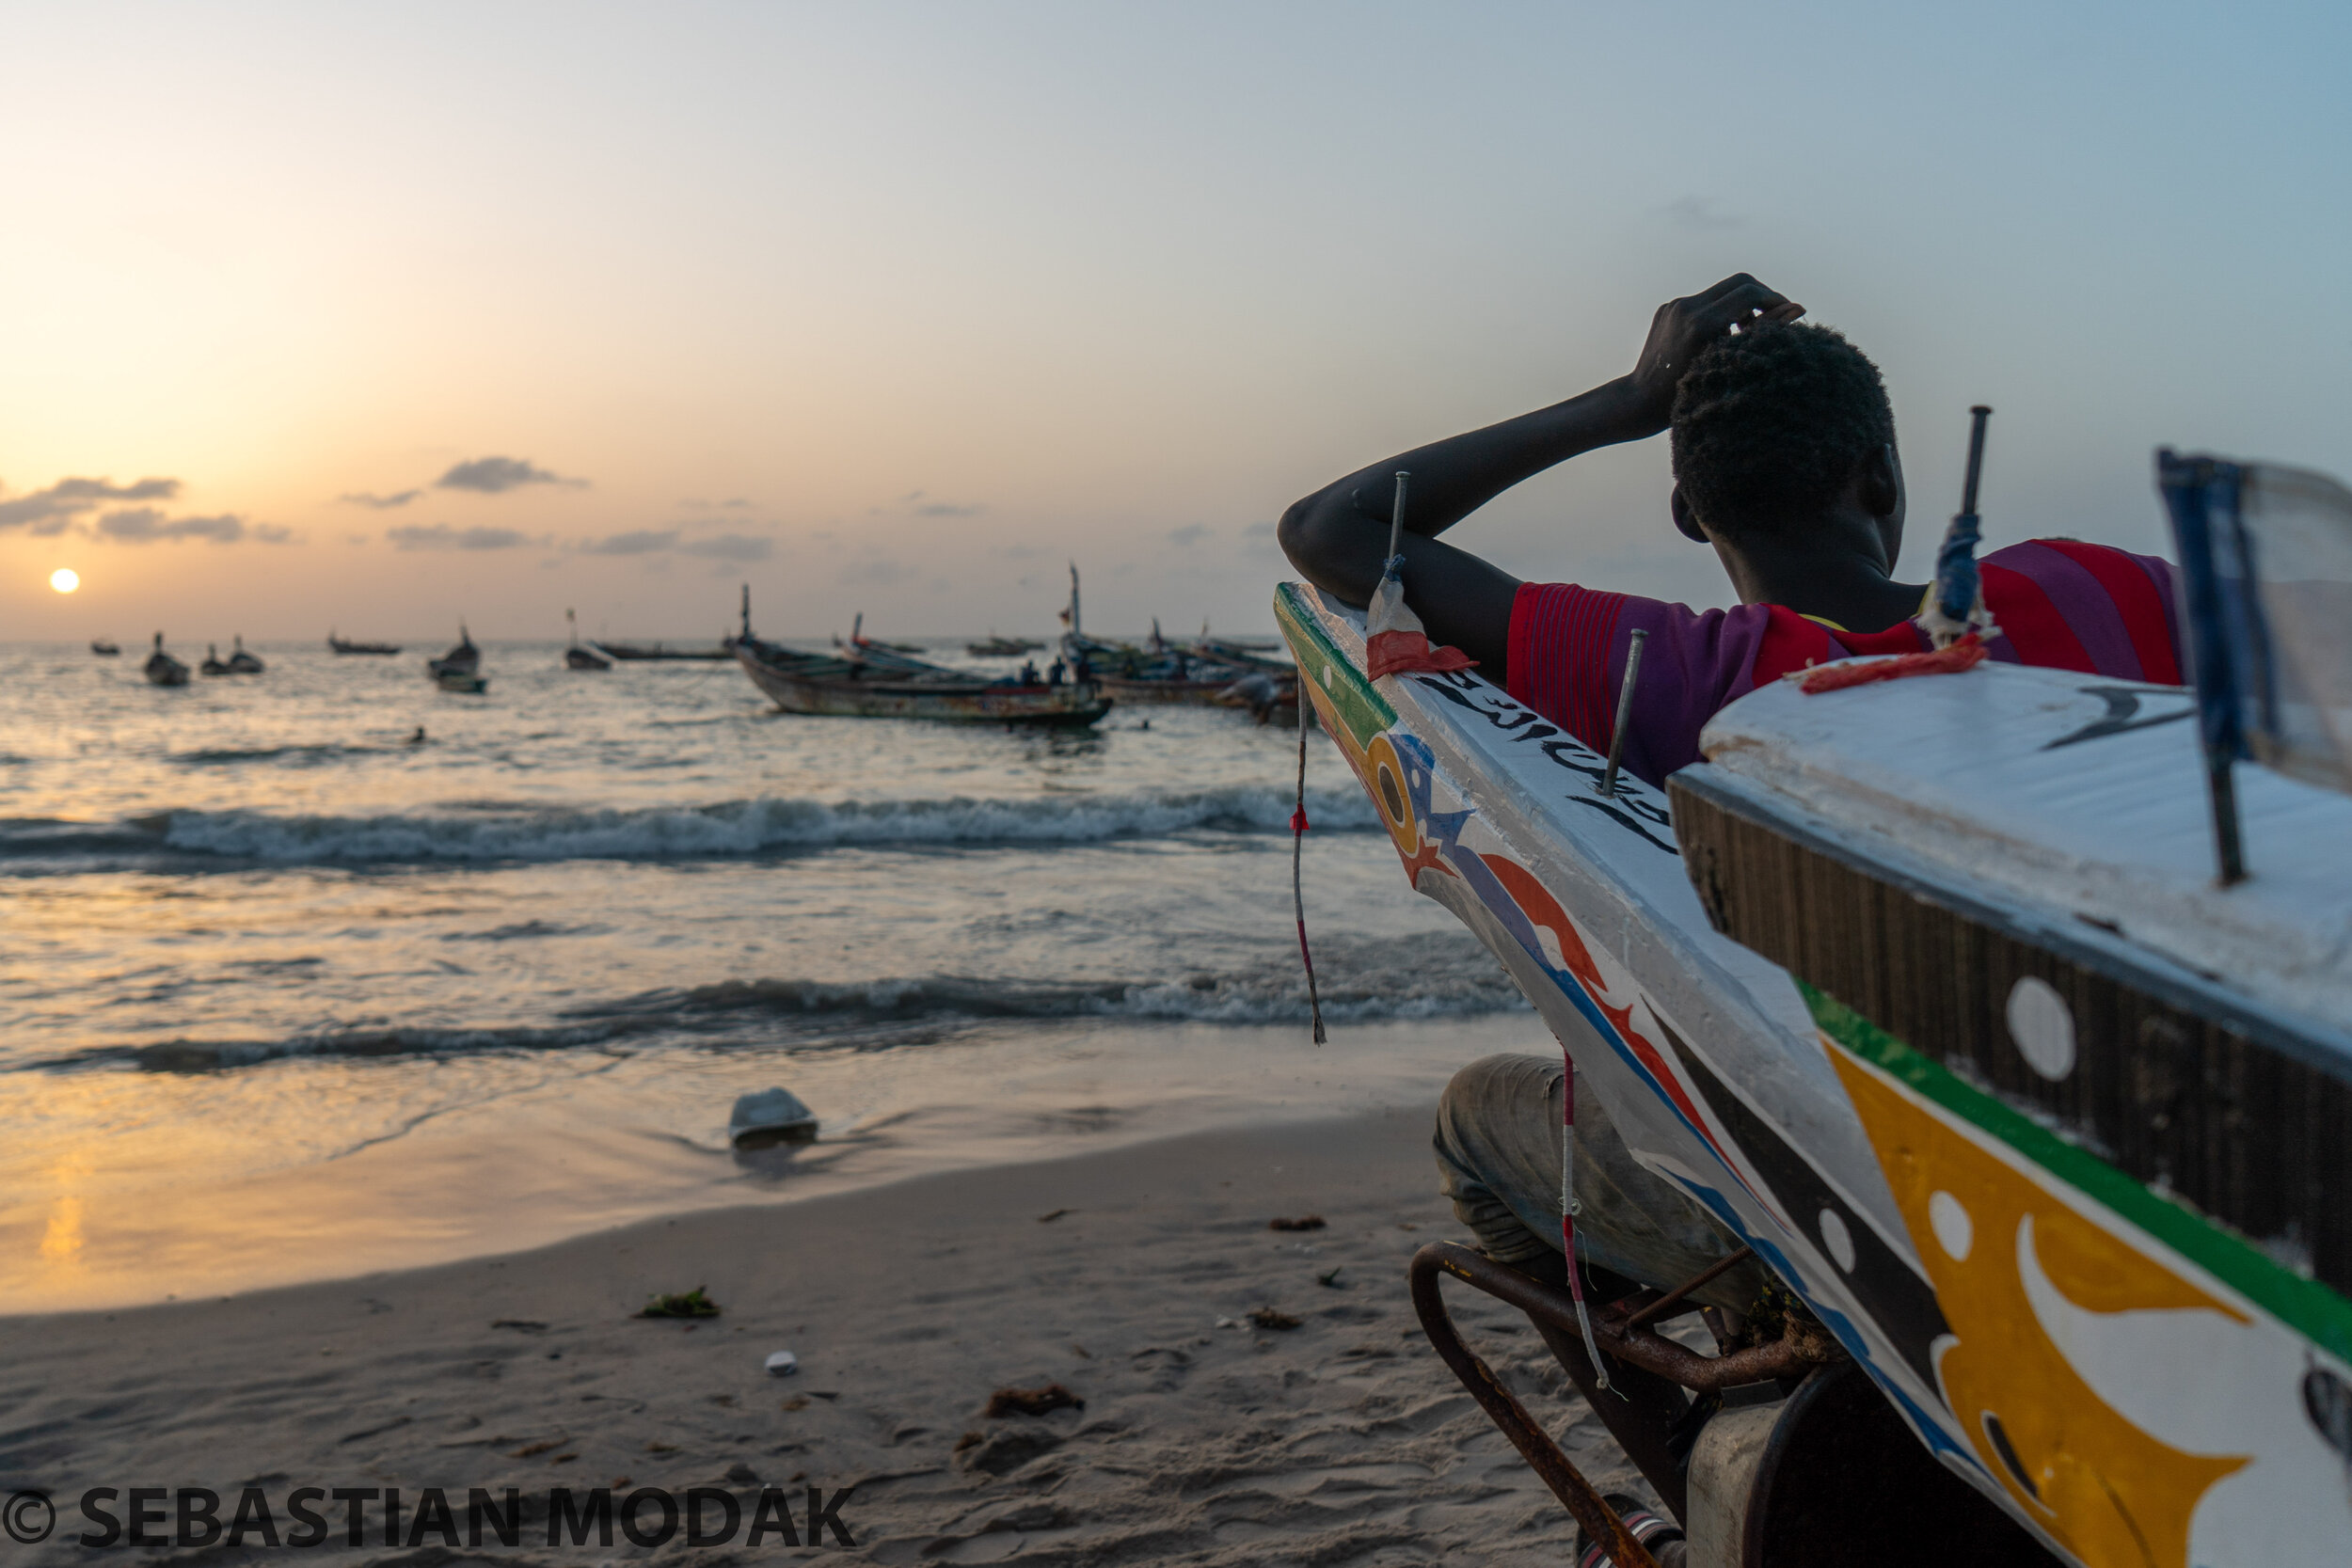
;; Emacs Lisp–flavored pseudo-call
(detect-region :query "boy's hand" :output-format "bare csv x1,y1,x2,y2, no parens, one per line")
1624,275,1804,434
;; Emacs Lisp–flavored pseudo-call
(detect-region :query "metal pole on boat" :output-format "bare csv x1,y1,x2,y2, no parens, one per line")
1599,629,1648,799
1385,472,1410,579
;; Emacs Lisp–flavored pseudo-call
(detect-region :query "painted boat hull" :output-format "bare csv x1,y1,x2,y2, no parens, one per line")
1274,580,2352,1567
736,646,1110,725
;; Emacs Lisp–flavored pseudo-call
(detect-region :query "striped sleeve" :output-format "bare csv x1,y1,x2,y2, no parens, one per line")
1508,584,1782,784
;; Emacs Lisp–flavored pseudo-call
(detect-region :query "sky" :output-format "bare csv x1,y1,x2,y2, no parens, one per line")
3,0,2346,642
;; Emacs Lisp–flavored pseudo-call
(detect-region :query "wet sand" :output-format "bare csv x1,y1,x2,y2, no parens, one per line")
2,1109,1643,1564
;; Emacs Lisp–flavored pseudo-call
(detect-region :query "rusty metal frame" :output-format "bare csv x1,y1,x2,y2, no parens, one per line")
1409,1241,1838,1563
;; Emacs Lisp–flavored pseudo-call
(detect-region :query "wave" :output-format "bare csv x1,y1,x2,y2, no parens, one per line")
59,933,1523,1072
1,785,1384,868
170,742,381,767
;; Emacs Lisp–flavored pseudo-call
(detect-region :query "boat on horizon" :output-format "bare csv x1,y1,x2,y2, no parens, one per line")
733,590,1109,725
966,633,1042,657
225,636,264,674
328,631,401,656
144,633,189,688
199,643,231,676
427,626,488,692
595,639,732,661
564,609,612,670
90,638,119,657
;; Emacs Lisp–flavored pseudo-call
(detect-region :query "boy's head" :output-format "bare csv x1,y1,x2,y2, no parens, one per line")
1668,322,1901,553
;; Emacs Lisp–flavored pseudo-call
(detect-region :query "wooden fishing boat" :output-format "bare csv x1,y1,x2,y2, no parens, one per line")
90,639,119,657
199,643,231,677
564,609,612,670
967,633,1042,657
736,637,1110,724
225,636,264,674
1278,562,2351,1563
427,626,488,691
596,640,732,661
143,633,188,687
327,632,401,655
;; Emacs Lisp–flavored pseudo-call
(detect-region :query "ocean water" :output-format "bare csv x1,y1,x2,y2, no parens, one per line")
0,639,1537,1308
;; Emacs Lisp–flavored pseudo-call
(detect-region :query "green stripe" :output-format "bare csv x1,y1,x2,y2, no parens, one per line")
1803,981,2352,1363
1274,582,1394,750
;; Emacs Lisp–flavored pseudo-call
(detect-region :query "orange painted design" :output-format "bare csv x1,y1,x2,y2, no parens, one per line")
1482,854,1723,1158
1829,1044,2248,1568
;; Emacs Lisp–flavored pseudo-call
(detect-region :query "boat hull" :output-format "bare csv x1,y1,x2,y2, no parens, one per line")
737,647,1110,724
1274,579,2352,1566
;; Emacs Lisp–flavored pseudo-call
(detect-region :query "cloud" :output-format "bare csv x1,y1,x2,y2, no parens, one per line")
577,528,682,556
681,496,753,511
0,476,182,532
1661,195,1740,231
341,489,422,510
914,500,985,517
677,532,771,562
568,527,771,562
386,524,542,551
436,456,581,494
96,509,252,544
1167,523,1212,547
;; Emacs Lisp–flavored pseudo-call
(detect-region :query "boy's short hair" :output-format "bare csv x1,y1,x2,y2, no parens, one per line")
1669,322,1896,538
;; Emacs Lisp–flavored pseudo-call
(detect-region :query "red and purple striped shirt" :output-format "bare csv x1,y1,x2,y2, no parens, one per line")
1506,539,2183,787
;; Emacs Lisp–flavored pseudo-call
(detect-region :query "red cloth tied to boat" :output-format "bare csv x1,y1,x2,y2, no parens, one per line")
1798,632,1991,693
1365,629,1478,682
1364,577,1477,682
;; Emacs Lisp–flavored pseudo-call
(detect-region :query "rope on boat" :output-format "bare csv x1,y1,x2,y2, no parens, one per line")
1293,689,1327,1045
1561,1062,1613,1393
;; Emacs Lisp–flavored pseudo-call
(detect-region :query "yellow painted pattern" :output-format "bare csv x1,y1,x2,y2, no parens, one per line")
1827,1042,2249,1568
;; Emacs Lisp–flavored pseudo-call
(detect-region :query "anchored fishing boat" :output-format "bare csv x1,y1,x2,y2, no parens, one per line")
90,639,119,657
1278,450,2352,1564
143,633,189,687
734,592,1110,725
427,626,488,693
967,633,1042,657
199,642,231,677
564,610,612,670
327,631,401,656
224,636,264,674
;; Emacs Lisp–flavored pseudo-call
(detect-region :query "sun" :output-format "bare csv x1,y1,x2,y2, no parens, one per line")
50,568,80,594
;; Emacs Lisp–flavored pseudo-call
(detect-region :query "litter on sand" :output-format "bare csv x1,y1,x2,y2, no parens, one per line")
635,1287,722,1319
764,1350,799,1376
728,1086,819,1150
1266,1215,1326,1231
1248,1307,1301,1330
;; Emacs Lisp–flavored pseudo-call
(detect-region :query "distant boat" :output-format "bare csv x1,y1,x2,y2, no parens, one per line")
835,613,923,656
428,625,479,673
90,639,119,657
732,590,1109,726
564,609,612,671
144,633,189,687
427,625,485,691
596,639,731,661
225,636,264,674
966,633,1042,657
328,630,401,656
199,642,231,677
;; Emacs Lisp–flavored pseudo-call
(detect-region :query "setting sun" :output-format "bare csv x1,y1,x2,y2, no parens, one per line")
48,568,79,594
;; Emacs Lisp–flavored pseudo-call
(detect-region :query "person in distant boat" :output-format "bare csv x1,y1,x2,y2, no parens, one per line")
1047,657,1066,688
406,726,426,746
1279,274,2185,1499
1019,659,1041,687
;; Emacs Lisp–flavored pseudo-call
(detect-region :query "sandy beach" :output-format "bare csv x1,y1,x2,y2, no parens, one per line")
2,1108,1644,1565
